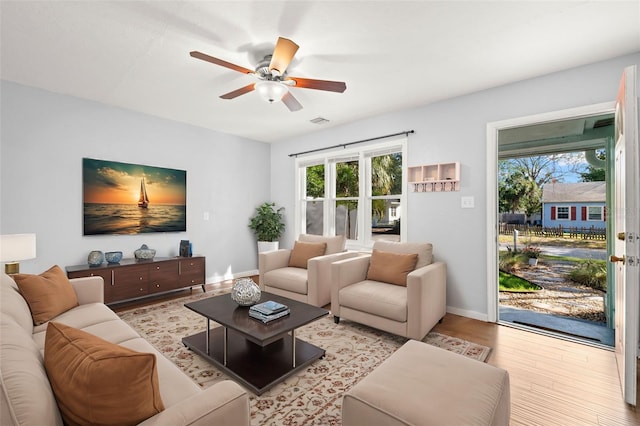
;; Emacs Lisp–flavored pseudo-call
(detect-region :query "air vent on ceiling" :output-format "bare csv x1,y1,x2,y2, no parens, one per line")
310,117,330,124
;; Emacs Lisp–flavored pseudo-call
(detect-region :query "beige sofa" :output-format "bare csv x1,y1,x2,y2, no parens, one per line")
332,241,446,340
0,272,250,426
259,234,360,307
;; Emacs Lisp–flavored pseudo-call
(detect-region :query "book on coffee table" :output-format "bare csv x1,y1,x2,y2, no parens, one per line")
249,308,291,323
250,300,288,316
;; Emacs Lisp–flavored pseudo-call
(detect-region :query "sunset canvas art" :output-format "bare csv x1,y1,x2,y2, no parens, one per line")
83,158,187,235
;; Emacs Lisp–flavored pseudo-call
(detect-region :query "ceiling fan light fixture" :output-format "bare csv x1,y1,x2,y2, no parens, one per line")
255,80,288,103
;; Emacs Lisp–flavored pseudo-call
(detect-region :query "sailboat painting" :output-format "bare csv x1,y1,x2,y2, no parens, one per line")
83,158,186,235
138,177,149,208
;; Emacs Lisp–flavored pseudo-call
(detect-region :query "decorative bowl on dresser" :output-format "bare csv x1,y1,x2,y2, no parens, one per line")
66,256,205,305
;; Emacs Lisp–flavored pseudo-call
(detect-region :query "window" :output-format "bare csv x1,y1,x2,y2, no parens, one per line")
557,206,569,220
296,139,407,248
588,206,603,221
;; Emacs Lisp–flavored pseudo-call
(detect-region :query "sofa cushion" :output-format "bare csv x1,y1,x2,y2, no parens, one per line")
288,241,327,269
299,234,346,255
44,322,165,426
366,250,418,286
0,314,64,426
263,267,309,295
1,273,34,333
339,280,407,322
373,241,433,269
12,265,79,325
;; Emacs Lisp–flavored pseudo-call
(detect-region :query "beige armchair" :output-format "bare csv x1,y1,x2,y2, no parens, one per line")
259,234,360,307
331,241,446,340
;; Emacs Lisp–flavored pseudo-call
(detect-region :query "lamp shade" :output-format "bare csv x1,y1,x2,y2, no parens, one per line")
255,80,288,103
0,234,37,262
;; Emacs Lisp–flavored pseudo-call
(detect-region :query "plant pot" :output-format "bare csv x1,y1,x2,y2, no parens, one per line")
257,241,279,253
528,258,538,266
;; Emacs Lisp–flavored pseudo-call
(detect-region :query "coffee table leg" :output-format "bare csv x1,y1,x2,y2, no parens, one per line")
223,327,228,366
292,329,296,367
205,318,210,355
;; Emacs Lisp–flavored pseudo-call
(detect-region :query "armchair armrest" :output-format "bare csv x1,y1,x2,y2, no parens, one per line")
307,251,362,307
331,255,371,316
258,249,292,289
406,261,447,340
70,276,104,305
138,381,249,426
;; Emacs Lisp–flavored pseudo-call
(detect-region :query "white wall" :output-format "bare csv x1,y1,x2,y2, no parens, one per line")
270,52,640,319
0,81,271,282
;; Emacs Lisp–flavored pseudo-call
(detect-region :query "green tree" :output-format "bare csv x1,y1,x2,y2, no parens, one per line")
498,160,542,217
305,164,324,198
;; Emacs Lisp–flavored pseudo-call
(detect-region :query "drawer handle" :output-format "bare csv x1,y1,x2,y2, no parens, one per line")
139,288,144,292
139,277,143,280
156,266,160,270
155,284,160,288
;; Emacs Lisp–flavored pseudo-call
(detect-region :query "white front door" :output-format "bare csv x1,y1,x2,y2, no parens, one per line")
612,65,639,406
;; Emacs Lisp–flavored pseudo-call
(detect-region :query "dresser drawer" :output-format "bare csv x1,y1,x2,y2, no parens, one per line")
179,257,205,286
149,260,180,294
112,264,149,300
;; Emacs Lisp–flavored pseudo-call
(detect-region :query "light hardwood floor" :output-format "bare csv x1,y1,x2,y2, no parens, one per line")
114,284,639,425
433,314,639,425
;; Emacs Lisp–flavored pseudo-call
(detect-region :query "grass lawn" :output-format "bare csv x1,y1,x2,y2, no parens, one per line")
499,271,542,292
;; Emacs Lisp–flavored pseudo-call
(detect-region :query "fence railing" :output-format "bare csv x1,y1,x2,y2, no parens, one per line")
498,223,606,240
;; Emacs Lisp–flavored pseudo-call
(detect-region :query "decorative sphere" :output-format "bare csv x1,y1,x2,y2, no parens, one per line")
105,251,123,264
87,250,104,266
231,278,261,306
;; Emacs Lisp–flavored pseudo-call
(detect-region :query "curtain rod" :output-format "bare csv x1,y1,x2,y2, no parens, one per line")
288,130,415,158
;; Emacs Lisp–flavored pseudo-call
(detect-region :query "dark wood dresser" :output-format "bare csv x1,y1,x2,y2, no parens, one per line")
66,256,205,304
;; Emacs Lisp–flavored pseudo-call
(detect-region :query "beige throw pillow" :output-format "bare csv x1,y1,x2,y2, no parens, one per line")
288,241,327,269
366,249,418,286
44,322,165,426
13,265,79,325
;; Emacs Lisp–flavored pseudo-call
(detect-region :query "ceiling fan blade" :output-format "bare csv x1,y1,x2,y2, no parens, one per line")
269,37,299,75
287,77,346,93
190,51,254,75
220,84,256,99
282,91,303,112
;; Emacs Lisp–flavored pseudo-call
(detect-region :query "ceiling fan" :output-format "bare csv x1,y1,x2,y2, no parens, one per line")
190,37,347,112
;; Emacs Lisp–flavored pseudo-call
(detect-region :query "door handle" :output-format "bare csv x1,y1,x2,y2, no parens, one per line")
617,232,626,241
610,255,626,264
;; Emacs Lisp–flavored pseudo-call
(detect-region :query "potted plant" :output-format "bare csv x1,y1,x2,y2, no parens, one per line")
521,245,541,266
248,202,285,252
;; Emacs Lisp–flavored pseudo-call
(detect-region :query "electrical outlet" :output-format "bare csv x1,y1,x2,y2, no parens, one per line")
461,196,475,209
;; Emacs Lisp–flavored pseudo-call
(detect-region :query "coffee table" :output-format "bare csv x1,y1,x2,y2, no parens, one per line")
182,292,328,395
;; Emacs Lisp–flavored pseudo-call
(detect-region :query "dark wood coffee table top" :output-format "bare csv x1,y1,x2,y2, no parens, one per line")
184,292,328,346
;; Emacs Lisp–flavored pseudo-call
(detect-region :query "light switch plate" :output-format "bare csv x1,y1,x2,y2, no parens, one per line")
461,196,475,208
203,212,210,221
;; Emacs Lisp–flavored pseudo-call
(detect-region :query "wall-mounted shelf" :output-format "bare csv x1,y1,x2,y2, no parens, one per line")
408,162,460,192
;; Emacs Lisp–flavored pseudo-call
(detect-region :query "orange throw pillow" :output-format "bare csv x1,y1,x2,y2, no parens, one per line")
366,249,418,286
13,265,79,325
288,241,327,269
44,322,165,426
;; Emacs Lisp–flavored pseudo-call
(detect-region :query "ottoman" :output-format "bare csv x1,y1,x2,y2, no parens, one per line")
342,340,510,425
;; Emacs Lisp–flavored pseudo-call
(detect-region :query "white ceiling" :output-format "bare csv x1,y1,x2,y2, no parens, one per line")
1,1,639,143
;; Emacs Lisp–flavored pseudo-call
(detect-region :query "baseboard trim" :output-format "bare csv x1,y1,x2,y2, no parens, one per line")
446,306,489,322
207,269,258,284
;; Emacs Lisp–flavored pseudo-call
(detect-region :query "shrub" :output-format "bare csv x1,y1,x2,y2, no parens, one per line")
521,245,541,258
568,259,607,291
499,251,528,272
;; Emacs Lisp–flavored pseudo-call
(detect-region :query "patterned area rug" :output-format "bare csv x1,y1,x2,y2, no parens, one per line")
117,289,491,425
